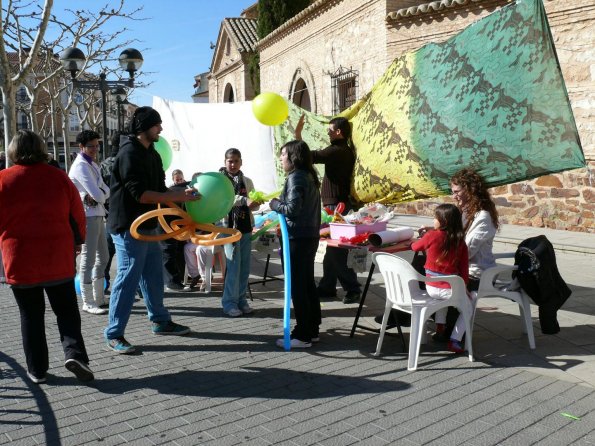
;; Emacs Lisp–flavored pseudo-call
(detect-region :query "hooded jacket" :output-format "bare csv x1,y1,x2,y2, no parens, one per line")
107,135,167,233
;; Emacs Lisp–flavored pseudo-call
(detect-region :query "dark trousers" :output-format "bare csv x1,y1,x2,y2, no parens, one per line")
318,246,361,294
318,203,361,294
104,230,115,283
13,280,89,377
161,238,187,285
289,237,321,342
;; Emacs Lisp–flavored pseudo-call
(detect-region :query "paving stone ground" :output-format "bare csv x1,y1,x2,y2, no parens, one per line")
1,217,595,445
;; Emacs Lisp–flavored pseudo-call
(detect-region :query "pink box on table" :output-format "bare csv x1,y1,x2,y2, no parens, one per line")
329,221,387,240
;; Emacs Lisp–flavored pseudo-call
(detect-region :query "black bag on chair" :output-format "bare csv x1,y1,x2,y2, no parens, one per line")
514,235,571,334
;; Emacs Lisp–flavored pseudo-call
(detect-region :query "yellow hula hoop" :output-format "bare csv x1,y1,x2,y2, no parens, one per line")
130,203,241,245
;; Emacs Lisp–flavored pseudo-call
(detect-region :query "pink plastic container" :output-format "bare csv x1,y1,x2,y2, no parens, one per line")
329,221,387,240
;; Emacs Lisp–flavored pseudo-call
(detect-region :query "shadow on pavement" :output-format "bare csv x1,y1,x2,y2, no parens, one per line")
86,367,412,399
0,353,61,445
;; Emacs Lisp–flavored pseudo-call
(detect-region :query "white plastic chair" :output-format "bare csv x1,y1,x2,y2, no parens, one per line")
183,245,226,293
201,245,226,293
372,252,474,371
472,264,536,349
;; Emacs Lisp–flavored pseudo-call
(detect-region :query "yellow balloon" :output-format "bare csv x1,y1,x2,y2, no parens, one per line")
252,92,289,126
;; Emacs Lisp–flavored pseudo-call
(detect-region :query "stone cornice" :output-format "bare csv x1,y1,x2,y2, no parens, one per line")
256,0,341,50
387,0,490,21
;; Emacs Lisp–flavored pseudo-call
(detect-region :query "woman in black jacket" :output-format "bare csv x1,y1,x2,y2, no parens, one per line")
270,140,322,348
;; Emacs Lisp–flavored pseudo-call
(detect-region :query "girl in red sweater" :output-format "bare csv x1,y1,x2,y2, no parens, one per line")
411,204,469,353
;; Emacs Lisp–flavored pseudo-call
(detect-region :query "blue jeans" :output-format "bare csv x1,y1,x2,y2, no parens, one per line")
104,230,170,340
222,232,252,312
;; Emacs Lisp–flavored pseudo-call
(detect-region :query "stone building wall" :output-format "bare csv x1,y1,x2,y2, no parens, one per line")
209,31,253,103
259,0,391,114
258,0,594,233
208,66,252,103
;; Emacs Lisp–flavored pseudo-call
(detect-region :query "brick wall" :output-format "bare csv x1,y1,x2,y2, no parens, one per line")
258,0,594,233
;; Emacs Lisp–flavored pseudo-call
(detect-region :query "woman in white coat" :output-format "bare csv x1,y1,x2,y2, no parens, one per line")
449,168,499,292
69,130,110,314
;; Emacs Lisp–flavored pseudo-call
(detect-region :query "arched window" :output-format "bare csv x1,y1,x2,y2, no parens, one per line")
225,37,231,56
224,83,235,103
292,78,311,111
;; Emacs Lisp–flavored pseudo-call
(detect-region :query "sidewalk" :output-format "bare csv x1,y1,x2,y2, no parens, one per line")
1,217,594,445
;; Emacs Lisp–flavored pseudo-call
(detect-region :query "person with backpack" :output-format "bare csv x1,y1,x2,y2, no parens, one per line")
99,132,123,293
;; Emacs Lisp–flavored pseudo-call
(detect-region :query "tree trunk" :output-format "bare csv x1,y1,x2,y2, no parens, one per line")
49,96,59,166
2,84,16,166
61,123,72,172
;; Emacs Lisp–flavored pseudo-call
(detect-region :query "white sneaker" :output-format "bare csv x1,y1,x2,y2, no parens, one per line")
240,304,254,314
224,308,242,317
27,372,46,384
276,338,312,349
82,304,107,315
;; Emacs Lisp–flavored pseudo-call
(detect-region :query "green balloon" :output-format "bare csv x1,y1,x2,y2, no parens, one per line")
154,136,173,170
186,172,235,224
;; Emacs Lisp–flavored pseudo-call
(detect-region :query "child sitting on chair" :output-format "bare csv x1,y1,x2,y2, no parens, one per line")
184,228,226,291
411,204,470,353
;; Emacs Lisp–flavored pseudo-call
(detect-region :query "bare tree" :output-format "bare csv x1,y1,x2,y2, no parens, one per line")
0,0,145,166
0,0,53,150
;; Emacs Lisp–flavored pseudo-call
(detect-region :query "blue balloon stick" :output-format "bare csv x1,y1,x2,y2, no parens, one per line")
277,214,291,351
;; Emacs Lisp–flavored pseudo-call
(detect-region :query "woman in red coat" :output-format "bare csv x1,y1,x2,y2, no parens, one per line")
0,130,94,384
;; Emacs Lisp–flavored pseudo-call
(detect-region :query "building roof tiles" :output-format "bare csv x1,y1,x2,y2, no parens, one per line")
224,17,258,53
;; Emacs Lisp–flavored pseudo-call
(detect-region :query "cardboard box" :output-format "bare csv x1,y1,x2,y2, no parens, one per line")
329,221,388,240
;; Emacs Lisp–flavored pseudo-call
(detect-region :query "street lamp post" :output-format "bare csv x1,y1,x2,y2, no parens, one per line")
111,87,128,132
60,47,143,159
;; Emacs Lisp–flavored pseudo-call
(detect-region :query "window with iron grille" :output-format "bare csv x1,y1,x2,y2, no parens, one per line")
331,66,358,115
69,112,80,132
16,87,29,103
17,113,29,130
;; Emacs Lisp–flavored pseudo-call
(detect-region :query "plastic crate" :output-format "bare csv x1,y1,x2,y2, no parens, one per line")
329,221,387,240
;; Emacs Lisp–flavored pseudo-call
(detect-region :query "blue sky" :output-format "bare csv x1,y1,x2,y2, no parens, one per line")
52,0,256,105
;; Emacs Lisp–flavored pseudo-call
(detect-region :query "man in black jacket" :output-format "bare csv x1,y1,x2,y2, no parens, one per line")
104,107,200,354
296,116,362,304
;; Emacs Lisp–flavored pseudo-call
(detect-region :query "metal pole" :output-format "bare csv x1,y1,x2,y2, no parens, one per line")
117,101,122,132
100,73,108,160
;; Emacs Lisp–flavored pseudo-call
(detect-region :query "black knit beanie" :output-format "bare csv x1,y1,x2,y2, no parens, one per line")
131,106,162,134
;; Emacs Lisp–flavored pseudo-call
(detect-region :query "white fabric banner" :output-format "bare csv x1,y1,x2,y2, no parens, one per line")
152,97,278,193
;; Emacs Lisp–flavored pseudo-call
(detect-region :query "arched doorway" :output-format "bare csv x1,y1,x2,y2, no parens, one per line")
223,83,235,103
292,78,311,111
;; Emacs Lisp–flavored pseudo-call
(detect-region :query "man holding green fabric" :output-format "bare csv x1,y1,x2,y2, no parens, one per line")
296,115,362,304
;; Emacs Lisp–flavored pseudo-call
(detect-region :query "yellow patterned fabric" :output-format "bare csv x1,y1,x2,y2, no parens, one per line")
274,0,585,204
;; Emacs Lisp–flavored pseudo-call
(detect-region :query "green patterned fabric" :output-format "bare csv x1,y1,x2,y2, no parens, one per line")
274,0,584,204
